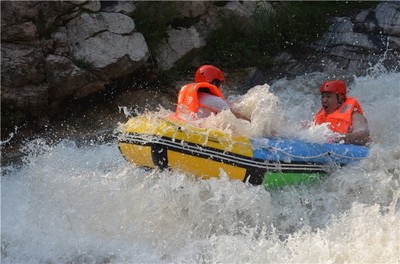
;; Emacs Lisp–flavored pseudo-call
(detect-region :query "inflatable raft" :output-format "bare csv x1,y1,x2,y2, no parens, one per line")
116,115,369,188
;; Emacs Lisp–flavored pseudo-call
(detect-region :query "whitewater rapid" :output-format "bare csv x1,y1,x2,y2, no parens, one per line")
1,65,399,263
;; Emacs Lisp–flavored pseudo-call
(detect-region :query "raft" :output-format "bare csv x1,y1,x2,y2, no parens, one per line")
116,115,369,188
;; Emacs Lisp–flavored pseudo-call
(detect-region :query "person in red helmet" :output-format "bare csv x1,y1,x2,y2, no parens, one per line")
176,65,248,120
314,80,370,145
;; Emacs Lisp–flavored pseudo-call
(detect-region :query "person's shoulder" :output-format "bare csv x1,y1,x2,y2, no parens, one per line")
352,111,362,118
352,110,368,125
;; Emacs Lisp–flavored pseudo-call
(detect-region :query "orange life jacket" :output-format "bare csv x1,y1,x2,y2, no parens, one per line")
314,97,364,134
175,82,225,120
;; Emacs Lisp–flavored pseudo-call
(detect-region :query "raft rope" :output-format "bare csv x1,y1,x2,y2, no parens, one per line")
117,116,365,174
158,117,366,161
119,133,334,172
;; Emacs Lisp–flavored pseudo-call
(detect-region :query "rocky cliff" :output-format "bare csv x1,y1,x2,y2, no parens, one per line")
1,1,271,134
1,1,148,130
243,1,400,88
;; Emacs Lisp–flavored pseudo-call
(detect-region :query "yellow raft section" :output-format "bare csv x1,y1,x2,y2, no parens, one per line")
118,115,254,182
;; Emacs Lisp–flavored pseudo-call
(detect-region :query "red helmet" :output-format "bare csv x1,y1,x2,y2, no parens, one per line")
320,80,347,96
194,65,225,84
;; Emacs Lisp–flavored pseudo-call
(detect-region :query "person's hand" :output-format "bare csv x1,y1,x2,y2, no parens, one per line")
325,133,344,144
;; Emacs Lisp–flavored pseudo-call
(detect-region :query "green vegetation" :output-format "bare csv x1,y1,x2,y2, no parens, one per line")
35,8,47,36
73,57,94,70
133,1,378,70
134,2,178,56
201,14,274,68
201,1,378,68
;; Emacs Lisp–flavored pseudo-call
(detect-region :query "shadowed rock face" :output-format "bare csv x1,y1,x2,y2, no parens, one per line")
243,2,400,89
1,1,149,130
0,1,271,128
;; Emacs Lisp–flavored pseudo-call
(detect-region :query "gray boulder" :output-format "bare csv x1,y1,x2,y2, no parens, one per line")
1,1,149,128
244,1,400,89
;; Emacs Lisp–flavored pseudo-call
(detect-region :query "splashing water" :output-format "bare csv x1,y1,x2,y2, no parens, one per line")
1,64,399,263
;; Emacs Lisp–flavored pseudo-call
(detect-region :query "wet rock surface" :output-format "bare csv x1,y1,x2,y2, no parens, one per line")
243,1,400,90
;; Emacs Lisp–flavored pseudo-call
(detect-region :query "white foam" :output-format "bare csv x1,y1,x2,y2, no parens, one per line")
2,65,399,263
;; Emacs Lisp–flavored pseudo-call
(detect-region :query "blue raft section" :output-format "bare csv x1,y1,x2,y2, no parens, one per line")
251,138,369,165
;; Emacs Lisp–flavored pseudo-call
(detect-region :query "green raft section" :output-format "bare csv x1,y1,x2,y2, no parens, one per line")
263,172,326,188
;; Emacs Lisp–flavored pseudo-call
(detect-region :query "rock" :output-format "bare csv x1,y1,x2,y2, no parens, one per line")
2,83,48,113
65,12,136,44
376,2,400,36
66,10,149,78
1,22,38,41
277,1,400,81
100,1,136,15
51,27,70,55
156,27,205,70
1,1,150,131
0,1,39,27
1,41,46,87
82,0,101,12
156,1,272,70
177,1,210,18
315,17,385,55
224,1,259,18
71,31,149,76
243,2,400,90
75,81,107,99
45,54,97,103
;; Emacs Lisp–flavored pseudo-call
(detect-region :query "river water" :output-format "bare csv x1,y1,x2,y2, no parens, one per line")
1,62,399,263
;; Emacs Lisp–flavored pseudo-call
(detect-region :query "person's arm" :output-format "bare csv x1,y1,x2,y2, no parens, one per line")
342,112,370,145
226,100,250,121
231,109,250,121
